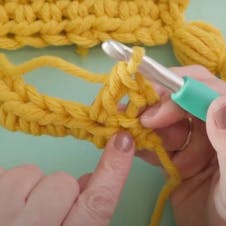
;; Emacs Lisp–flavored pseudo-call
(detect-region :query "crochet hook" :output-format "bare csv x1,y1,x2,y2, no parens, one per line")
102,40,219,121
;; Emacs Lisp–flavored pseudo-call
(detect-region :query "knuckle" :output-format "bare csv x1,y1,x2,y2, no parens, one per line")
191,64,208,72
81,187,115,222
51,171,79,193
103,158,125,174
108,158,124,173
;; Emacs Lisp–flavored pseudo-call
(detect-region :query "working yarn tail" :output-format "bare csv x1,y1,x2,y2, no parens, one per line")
0,47,180,226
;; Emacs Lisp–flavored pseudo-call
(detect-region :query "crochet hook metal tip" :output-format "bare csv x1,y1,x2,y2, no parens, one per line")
102,40,130,61
102,40,184,92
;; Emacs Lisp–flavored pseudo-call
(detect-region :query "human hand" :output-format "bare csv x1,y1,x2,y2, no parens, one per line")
0,132,134,226
139,65,226,226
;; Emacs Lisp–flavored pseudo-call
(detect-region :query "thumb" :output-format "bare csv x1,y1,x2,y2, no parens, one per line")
206,96,226,220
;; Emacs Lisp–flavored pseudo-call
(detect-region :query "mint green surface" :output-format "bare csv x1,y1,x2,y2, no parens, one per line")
172,76,219,121
0,1,226,226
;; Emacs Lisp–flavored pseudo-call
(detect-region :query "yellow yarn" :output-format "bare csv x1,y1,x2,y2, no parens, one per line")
0,47,180,226
0,0,188,48
1,0,226,79
172,21,226,80
1,0,226,225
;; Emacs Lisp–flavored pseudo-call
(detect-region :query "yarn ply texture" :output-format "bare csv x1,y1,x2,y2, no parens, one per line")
0,0,226,79
1,0,226,226
0,47,179,226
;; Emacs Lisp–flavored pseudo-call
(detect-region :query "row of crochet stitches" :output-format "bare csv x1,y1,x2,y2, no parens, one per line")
1,1,225,226
0,48,159,148
0,47,180,226
0,0,188,49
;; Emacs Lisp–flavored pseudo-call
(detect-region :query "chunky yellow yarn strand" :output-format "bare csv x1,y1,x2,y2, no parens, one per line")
1,0,226,225
0,0,226,79
0,48,180,226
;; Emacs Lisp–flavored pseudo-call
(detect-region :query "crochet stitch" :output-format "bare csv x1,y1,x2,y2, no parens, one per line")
0,48,179,226
0,0,226,79
1,0,226,225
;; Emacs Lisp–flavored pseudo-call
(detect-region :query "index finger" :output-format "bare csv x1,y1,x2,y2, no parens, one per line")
141,65,225,129
63,132,135,226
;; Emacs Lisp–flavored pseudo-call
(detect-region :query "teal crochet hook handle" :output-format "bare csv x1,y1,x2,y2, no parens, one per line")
171,76,219,121
101,40,220,122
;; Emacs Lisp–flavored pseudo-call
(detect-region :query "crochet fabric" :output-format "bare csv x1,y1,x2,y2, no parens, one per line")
0,1,226,226
0,48,178,226
0,0,226,79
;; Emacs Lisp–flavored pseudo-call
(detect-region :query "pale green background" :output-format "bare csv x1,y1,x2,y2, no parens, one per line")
0,1,225,226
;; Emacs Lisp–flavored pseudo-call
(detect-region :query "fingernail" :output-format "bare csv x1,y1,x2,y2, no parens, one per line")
141,104,160,121
114,132,133,152
214,104,226,129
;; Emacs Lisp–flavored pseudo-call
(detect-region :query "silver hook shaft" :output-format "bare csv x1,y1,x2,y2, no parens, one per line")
102,40,184,92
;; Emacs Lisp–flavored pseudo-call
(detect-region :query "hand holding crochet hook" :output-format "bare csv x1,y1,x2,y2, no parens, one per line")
103,40,226,226
0,41,226,226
